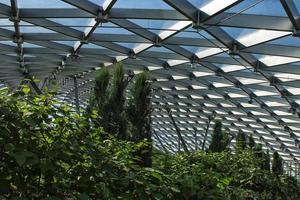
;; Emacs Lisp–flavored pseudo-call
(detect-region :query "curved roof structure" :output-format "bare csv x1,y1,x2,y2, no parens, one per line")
0,0,300,168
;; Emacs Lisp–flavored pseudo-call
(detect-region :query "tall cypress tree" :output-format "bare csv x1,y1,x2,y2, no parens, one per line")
263,150,271,171
91,63,128,139
236,130,247,152
127,72,152,166
209,121,227,152
109,63,128,139
253,144,270,170
272,151,283,175
248,133,255,149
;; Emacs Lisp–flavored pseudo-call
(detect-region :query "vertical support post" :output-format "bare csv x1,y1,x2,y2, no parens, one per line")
165,107,189,153
73,76,80,114
202,114,214,151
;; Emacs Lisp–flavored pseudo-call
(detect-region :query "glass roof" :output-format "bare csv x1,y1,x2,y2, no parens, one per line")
0,0,300,164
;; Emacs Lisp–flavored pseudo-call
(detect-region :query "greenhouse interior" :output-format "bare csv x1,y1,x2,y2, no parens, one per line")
1,0,300,199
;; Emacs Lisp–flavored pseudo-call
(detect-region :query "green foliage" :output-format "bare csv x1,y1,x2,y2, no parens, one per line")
0,86,299,200
208,121,229,152
248,134,255,149
92,63,128,139
0,88,174,199
127,72,152,166
91,64,153,166
272,151,283,175
153,150,300,200
253,144,271,171
236,130,247,152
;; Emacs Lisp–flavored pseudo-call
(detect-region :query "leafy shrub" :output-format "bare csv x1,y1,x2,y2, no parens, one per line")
0,87,175,199
153,150,300,200
0,87,299,199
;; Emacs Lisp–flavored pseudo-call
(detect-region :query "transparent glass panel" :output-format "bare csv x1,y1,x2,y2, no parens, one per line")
229,0,287,16
114,0,173,9
189,0,239,15
255,54,300,66
0,19,14,31
268,35,300,47
19,0,75,8
222,27,290,47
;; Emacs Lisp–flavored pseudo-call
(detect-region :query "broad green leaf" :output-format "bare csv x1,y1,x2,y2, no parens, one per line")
22,86,30,94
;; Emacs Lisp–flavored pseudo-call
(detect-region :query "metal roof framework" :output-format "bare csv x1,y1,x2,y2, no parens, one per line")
0,0,300,168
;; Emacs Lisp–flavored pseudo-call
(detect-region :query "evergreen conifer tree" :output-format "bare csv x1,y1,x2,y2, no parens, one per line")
209,121,227,152
92,63,128,139
127,72,152,166
272,151,283,175
236,130,247,152
248,134,255,149
262,150,271,171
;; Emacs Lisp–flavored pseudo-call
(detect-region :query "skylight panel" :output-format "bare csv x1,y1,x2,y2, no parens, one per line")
267,124,281,129
225,116,236,121
21,25,56,33
0,18,13,31
220,103,234,108
249,124,261,128
178,95,187,99
216,110,227,115
147,66,162,71
193,71,214,77
232,111,244,115
213,82,233,88
156,78,169,82
251,111,268,116
175,86,187,90
195,48,223,58
0,41,16,47
188,109,197,113
273,110,292,116
240,117,254,122
285,87,300,95
19,0,75,8
23,43,45,48
199,0,239,15
207,94,222,99
190,85,206,90
220,64,246,72
113,0,173,9
236,77,266,85
172,75,187,80
54,41,76,47
167,59,189,66
190,95,202,99
253,90,278,97
0,0,9,5
133,43,153,53
274,73,300,82
265,101,288,107
228,93,247,98
237,30,290,47
258,55,300,66
281,118,299,123
158,21,192,40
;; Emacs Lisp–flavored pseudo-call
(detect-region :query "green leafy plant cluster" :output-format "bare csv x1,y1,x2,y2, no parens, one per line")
89,64,153,167
154,150,300,200
0,85,299,199
0,87,175,199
